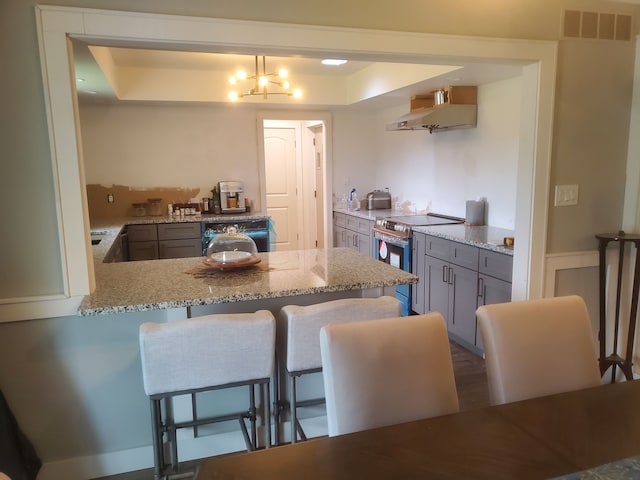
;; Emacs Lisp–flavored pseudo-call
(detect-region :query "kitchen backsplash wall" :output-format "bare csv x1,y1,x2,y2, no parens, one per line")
79,76,520,229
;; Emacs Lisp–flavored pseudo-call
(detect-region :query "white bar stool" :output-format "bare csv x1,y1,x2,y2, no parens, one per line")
139,310,276,480
277,296,401,443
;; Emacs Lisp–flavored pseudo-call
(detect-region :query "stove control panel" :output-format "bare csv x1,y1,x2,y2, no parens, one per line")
374,218,412,237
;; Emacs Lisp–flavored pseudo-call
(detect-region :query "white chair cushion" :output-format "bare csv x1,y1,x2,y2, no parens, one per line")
139,310,275,396
280,296,401,373
476,295,602,405
320,313,459,436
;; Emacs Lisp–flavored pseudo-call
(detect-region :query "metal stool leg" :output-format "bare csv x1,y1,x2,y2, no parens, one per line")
150,398,164,480
290,373,298,443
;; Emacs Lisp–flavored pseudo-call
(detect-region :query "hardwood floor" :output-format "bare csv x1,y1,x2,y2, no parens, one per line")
92,341,488,480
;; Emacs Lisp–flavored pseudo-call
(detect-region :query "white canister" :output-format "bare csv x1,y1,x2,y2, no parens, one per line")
465,200,485,226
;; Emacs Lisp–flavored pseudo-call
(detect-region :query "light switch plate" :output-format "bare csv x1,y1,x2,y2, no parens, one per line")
554,184,579,206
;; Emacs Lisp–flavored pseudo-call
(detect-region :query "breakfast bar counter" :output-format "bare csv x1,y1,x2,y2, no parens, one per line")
80,246,417,316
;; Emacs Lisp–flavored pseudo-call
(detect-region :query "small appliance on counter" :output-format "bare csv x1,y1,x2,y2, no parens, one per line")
366,189,392,210
465,199,486,226
219,181,246,213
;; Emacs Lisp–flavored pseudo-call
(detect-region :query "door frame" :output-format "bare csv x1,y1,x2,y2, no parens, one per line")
257,111,333,250
28,6,557,321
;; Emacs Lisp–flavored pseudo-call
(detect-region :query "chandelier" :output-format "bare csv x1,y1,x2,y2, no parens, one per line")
228,56,302,101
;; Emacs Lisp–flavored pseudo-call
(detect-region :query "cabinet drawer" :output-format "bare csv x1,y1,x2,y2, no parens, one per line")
425,235,450,261
334,212,346,228
158,222,201,240
449,242,478,270
345,215,372,235
127,224,158,242
159,239,202,259
128,240,159,261
479,250,513,283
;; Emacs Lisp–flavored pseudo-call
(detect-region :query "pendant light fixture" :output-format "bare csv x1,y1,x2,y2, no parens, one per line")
228,56,302,101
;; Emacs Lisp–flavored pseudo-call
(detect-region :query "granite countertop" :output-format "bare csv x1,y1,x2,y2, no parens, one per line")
333,208,515,256
412,224,515,256
81,247,417,316
85,214,416,315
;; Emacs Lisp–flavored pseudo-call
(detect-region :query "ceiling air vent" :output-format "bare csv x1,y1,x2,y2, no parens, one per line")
564,10,631,41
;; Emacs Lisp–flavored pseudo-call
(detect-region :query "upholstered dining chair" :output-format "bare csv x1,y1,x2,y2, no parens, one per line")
476,295,602,406
139,310,276,480
320,312,460,437
278,296,401,443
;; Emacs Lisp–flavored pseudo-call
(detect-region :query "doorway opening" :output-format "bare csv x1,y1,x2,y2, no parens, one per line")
258,112,332,251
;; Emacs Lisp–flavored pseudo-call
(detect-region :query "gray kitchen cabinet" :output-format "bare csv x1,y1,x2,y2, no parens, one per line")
159,239,202,259
476,250,513,350
424,235,480,349
127,224,159,261
128,240,160,261
333,211,373,257
158,222,202,259
128,222,202,260
333,212,347,248
411,232,427,314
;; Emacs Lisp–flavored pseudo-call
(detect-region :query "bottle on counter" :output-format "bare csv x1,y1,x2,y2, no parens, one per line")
211,187,222,214
349,188,360,211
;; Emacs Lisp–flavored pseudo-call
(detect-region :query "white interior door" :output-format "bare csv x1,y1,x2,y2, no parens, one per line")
265,127,299,251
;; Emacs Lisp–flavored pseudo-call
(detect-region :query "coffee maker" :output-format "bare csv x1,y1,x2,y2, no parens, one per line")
218,181,246,213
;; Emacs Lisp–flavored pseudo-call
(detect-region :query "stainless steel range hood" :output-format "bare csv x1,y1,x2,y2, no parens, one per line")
386,104,477,134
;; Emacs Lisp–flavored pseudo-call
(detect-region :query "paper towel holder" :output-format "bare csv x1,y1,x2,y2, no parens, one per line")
465,199,486,226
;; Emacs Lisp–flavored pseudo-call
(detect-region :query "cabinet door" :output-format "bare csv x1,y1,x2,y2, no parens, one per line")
476,274,512,350
333,212,346,228
158,222,201,240
334,225,346,248
425,255,449,319
448,265,479,346
411,232,427,314
345,230,357,251
128,241,159,261
355,232,371,256
159,239,202,259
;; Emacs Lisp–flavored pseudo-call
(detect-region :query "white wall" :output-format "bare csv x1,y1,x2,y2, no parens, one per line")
80,77,521,230
373,77,522,228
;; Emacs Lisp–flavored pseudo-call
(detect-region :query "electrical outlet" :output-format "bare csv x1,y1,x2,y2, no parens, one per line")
107,193,115,203
554,184,579,206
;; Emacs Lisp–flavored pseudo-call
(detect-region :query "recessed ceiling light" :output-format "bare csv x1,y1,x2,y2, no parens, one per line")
321,59,348,66
76,77,85,82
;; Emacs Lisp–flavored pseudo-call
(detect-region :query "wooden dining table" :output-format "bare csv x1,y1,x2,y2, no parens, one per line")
195,379,640,480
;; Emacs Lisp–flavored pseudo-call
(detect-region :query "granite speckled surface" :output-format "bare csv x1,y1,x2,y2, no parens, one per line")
334,208,515,256
412,224,515,256
84,215,417,316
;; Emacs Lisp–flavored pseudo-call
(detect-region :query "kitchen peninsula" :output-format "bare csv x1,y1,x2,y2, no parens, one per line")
81,215,417,316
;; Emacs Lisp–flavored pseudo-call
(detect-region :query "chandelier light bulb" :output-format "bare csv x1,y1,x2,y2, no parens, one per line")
227,56,301,101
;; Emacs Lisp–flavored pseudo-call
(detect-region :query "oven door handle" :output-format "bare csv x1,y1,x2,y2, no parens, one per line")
373,231,410,248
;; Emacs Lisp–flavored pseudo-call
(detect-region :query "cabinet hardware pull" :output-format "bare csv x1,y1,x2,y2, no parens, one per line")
442,265,448,283
477,277,484,298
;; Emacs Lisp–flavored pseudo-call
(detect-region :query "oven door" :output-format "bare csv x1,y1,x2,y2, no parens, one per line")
373,230,411,315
